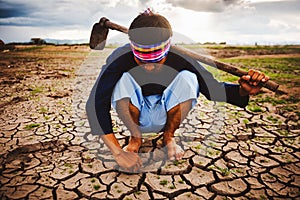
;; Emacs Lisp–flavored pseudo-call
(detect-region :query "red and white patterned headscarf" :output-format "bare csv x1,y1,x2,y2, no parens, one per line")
130,8,171,63
130,38,171,63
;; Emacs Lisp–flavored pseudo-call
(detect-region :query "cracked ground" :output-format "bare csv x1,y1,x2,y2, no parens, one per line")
0,45,299,199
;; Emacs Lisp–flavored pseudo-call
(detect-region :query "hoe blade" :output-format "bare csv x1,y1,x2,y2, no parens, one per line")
89,23,109,50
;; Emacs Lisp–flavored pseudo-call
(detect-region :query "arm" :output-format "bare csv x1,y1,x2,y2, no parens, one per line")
86,45,142,172
86,44,132,135
193,62,250,107
169,49,250,107
199,68,268,106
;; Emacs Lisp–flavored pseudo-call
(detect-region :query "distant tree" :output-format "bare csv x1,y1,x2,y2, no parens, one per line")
204,42,217,45
30,38,46,45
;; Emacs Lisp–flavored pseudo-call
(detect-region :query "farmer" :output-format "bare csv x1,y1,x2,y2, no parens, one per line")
86,9,269,172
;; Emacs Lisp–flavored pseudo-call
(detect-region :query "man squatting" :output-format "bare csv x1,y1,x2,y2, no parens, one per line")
86,9,269,173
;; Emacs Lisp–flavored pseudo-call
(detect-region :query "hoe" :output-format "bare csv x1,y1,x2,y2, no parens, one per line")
89,17,279,92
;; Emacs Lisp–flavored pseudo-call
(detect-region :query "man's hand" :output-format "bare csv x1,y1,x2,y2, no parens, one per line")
239,69,269,96
114,150,142,173
100,133,142,173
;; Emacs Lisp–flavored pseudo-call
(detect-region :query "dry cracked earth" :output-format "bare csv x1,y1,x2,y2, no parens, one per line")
0,45,299,200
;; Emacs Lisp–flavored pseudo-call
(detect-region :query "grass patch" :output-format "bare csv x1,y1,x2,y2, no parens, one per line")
267,116,279,123
247,102,263,112
93,184,101,190
254,96,287,105
159,180,168,186
220,57,300,85
30,86,44,95
39,107,48,114
25,123,40,129
173,160,186,166
216,166,232,176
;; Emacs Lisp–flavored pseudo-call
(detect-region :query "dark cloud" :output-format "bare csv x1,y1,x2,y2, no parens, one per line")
165,0,243,12
0,1,33,18
0,0,140,27
0,0,104,26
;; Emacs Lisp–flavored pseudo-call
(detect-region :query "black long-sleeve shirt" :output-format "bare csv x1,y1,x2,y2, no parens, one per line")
86,44,249,135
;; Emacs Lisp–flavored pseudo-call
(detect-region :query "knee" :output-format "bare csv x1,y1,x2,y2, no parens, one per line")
176,70,198,85
115,98,130,110
178,70,197,79
174,70,198,91
116,99,139,114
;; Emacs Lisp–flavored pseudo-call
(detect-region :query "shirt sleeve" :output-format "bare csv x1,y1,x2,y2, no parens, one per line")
86,44,132,135
173,49,249,108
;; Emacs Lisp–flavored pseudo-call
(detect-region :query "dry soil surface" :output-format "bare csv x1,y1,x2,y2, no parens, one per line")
0,45,299,200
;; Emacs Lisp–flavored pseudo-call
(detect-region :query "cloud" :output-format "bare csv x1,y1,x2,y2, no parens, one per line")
0,0,144,42
204,0,300,44
0,0,299,44
165,0,244,12
211,0,300,34
0,0,141,27
0,1,34,18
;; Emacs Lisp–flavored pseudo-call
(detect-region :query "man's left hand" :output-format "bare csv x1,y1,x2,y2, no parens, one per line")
239,69,269,96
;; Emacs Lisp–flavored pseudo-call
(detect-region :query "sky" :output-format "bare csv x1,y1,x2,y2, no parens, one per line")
0,0,299,45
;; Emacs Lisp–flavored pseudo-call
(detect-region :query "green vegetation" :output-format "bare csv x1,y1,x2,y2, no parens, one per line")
173,160,186,166
267,116,280,123
190,45,300,89
243,119,250,124
247,104,263,112
93,184,101,190
220,57,300,85
199,45,300,53
159,180,168,186
30,86,44,95
25,123,40,129
64,163,73,168
260,195,267,200
39,107,48,114
215,166,232,176
254,96,287,105
169,185,175,189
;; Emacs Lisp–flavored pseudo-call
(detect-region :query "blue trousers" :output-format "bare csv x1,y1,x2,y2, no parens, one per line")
112,70,199,133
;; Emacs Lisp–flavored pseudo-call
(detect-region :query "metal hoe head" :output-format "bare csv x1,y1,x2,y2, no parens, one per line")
89,17,109,50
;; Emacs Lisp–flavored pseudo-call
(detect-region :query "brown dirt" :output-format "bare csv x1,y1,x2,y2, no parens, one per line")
0,45,299,199
0,45,89,113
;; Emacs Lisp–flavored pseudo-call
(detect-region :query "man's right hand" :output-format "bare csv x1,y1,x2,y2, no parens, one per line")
100,133,142,173
114,150,142,173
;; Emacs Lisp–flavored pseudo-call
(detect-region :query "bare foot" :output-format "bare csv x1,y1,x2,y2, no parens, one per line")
123,137,142,153
165,138,184,161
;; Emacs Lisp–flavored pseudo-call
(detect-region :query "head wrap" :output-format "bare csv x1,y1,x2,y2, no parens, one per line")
129,8,171,63
130,38,171,63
